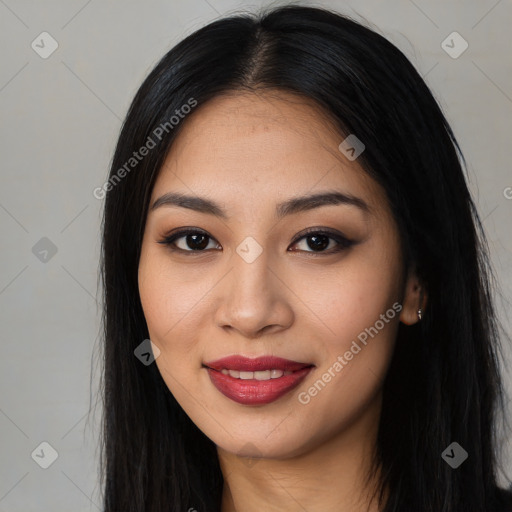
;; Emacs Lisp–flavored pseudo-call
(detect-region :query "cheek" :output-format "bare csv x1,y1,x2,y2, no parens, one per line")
296,266,400,442
138,250,207,403
310,281,399,392
308,250,401,346
300,239,402,400
138,247,220,361
138,249,190,347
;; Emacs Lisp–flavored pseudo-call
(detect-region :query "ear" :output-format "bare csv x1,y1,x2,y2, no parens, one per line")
399,269,427,326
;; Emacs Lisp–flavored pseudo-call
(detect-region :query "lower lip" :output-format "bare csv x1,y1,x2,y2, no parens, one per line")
206,366,313,405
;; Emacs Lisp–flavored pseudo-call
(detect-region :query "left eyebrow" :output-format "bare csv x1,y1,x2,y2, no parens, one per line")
275,191,371,218
150,190,371,219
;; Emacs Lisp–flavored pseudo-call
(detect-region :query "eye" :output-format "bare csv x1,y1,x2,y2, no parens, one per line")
158,228,220,254
158,227,355,256
288,228,355,255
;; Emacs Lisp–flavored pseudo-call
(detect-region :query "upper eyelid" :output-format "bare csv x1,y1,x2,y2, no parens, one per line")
160,227,351,251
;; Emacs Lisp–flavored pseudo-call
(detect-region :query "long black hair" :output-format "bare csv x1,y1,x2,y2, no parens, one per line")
97,5,512,511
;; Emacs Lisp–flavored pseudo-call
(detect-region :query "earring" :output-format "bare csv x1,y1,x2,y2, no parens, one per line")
417,287,424,321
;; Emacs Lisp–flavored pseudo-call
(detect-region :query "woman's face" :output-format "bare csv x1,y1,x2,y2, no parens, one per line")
138,91,419,459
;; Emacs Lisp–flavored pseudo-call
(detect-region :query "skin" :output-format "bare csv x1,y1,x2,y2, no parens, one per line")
138,90,425,512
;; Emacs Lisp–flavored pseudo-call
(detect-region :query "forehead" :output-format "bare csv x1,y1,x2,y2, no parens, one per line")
152,90,387,216
171,90,342,157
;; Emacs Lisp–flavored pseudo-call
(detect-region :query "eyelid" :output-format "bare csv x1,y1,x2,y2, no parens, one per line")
289,226,352,246
158,227,220,252
158,226,355,254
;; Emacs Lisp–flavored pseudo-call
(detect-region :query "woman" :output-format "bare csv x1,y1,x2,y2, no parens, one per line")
98,5,512,511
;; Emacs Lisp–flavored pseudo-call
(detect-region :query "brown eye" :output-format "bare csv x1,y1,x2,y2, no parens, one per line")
289,229,355,254
158,227,355,256
158,229,220,253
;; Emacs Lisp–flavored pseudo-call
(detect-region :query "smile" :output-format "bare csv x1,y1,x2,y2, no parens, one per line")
219,369,292,380
203,355,314,405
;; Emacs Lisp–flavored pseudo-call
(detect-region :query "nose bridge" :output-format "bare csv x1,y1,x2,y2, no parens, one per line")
230,236,275,305
214,235,293,336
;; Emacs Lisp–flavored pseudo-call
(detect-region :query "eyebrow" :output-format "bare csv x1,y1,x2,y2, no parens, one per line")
150,190,371,219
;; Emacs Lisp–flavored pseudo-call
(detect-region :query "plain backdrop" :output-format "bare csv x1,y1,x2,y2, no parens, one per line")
1,0,511,510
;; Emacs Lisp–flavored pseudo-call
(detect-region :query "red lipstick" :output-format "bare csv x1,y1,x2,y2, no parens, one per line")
204,355,314,405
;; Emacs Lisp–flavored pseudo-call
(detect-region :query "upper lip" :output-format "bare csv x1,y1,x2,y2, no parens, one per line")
204,355,313,372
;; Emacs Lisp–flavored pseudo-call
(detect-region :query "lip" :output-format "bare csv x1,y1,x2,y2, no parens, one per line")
204,355,311,372
203,355,314,406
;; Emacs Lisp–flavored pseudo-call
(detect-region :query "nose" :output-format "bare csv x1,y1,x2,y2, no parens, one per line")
213,245,295,339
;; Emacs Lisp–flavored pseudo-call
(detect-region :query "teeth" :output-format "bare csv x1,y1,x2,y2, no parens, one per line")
218,368,296,380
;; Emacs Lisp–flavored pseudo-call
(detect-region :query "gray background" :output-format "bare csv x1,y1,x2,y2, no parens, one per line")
1,0,511,510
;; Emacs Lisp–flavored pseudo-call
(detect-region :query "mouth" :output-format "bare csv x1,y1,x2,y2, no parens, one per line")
204,354,312,373
203,355,315,405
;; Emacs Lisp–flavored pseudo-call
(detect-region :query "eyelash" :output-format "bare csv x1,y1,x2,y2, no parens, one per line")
157,227,355,256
